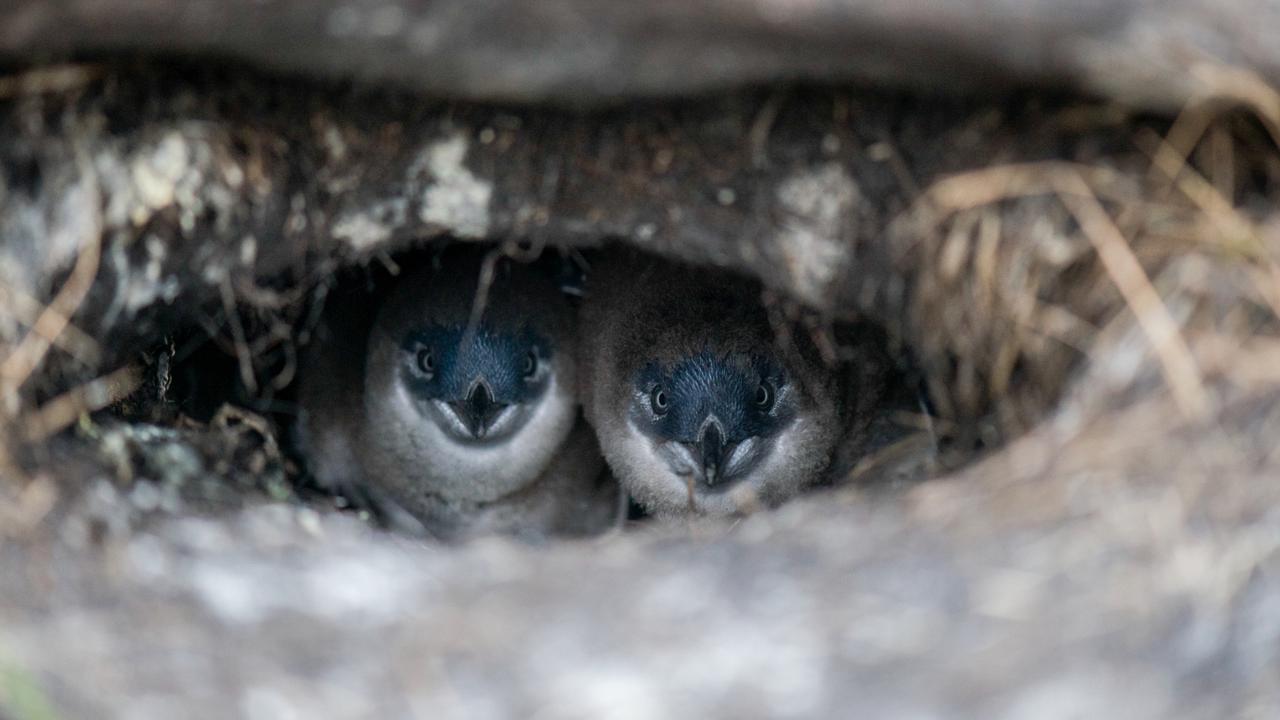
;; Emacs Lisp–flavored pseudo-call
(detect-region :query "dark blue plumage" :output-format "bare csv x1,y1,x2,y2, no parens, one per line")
399,324,551,405
630,350,792,445
629,350,795,489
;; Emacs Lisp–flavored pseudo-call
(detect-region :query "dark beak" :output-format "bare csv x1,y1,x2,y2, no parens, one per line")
451,380,504,438
697,422,726,487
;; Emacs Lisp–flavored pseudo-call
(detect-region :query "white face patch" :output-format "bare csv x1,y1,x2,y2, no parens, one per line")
656,441,698,477
605,410,839,517
744,416,829,506
606,420,764,516
379,367,577,505
430,398,522,442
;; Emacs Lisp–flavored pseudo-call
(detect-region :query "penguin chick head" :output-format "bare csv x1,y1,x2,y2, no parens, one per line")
631,350,792,491
579,253,845,517
617,340,839,517
400,324,552,443
363,251,578,506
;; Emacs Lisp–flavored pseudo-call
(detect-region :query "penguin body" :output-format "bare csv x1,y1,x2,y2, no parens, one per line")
297,248,621,540
578,250,888,517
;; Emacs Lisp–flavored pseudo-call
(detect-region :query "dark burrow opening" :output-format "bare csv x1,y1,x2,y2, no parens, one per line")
93,239,987,540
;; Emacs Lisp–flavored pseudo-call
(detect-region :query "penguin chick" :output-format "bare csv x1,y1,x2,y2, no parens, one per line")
579,251,862,517
297,248,620,540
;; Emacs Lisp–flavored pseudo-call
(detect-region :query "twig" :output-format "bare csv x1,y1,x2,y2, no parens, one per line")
20,364,143,443
461,247,501,352
220,279,259,394
844,430,936,484
749,90,787,169
1136,128,1258,253
921,161,1123,213
1052,170,1211,419
0,145,103,410
1135,127,1280,324
873,136,922,199
0,475,58,538
0,64,101,100
1187,63,1280,149
0,283,101,366
918,161,1212,419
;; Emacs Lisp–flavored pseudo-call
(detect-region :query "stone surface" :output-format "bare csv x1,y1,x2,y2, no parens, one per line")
3,400,1278,718
2,0,1279,109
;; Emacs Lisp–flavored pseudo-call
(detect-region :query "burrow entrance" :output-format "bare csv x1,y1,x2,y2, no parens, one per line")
124,242,952,536
6,65,1280,542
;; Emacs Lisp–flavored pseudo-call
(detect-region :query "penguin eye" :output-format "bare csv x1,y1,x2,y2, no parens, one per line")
755,381,774,410
522,351,538,379
415,348,435,377
650,386,669,415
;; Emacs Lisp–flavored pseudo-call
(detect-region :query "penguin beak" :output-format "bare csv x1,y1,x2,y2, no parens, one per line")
450,379,505,439
692,421,738,488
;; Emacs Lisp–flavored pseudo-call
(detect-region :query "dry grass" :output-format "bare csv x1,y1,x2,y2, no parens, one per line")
0,143,105,491
0,64,101,100
885,64,1280,463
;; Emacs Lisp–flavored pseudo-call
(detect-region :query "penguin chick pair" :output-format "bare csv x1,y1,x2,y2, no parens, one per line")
299,245,886,535
297,248,620,541
578,250,887,518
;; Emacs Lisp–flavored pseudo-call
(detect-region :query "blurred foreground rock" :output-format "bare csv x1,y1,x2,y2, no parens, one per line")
3,392,1278,718
3,0,1280,109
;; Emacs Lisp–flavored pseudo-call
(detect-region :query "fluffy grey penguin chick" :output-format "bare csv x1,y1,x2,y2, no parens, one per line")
297,249,621,540
579,250,887,517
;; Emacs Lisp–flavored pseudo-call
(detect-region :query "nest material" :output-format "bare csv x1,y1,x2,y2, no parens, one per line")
1,62,1279,716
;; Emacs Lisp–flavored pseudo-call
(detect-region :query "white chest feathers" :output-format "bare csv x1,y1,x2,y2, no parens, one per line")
363,370,578,505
